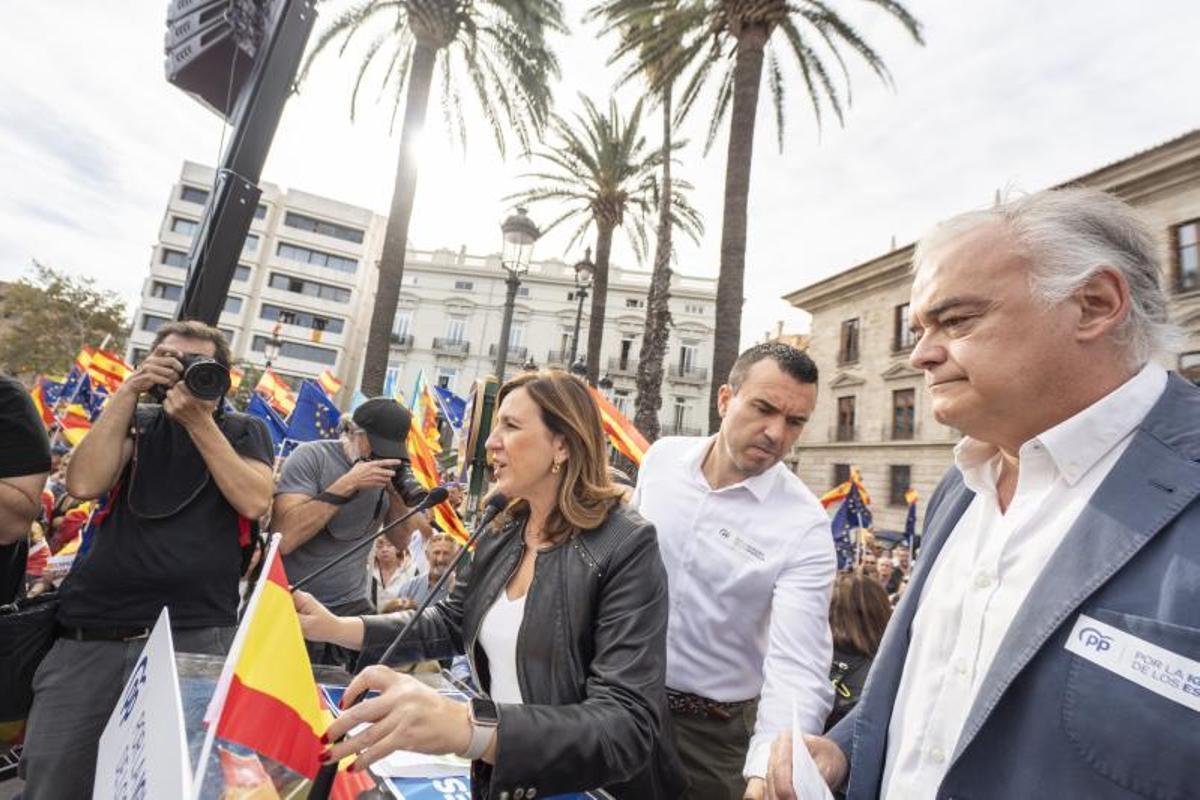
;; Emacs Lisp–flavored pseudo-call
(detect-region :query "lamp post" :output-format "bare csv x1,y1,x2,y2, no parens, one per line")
263,322,283,371
494,206,540,383
568,247,594,367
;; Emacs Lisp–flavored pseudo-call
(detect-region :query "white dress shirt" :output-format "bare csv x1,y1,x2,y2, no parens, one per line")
633,436,836,779
881,363,1168,799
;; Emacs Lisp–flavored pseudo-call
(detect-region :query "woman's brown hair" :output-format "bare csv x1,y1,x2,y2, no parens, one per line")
496,370,625,540
829,572,892,658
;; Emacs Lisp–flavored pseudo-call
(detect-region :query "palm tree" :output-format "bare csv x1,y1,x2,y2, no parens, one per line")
300,0,566,395
587,3,705,441
600,0,923,432
507,95,703,385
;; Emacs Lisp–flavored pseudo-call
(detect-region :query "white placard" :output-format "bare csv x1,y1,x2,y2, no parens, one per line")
791,701,834,800
93,607,193,799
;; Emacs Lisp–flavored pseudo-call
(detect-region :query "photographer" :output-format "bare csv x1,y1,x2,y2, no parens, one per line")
20,321,274,799
272,398,432,668
0,373,51,601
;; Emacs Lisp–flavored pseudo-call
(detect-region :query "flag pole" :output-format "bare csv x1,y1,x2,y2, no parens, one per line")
191,534,282,799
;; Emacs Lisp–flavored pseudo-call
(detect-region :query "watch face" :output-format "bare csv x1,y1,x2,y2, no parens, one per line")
471,698,499,726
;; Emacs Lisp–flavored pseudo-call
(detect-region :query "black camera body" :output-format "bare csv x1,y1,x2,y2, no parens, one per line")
149,353,232,403
383,458,430,508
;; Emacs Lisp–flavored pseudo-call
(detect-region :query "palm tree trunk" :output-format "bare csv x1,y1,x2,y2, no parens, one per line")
585,221,616,385
634,86,674,441
359,38,438,395
707,25,768,433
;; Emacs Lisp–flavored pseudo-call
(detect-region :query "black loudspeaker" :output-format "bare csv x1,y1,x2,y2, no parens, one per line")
164,0,275,120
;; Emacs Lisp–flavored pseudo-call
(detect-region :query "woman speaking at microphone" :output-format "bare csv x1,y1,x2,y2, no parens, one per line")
294,370,685,799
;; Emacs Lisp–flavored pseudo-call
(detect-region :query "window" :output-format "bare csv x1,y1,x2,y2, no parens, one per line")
684,303,705,314
836,395,856,441
141,313,170,332
267,272,352,303
613,390,631,415
150,281,182,301
1180,352,1200,384
283,211,365,244
171,216,198,237
445,317,467,344
243,234,259,254
259,303,345,334
832,463,851,487
1176,220,1199,293
679,342,697,373
392,311,412,339
384,364,403,397
254,203,268,220
672,397,691,432
559,330,572,354
233,265,251,282
403,275,419,287
131,347,149,365
839,318,861,364
250,335,337,365
517,286,530,298
889,465,912,507
180,185,209,205
894,303,916,351
892,388,916,440
276,242,358,273
454,280,474,291
161,248,188,268
223,296,243,314
619,338,635,370
437,368,459,391
625,298,645,309
509,322,524,349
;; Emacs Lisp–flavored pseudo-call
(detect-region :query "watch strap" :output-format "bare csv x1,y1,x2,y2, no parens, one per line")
459,700,498,760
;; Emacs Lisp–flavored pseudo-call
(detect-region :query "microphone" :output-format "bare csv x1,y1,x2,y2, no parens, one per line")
308,493,508,800
290,486,450,593
372,492,508,667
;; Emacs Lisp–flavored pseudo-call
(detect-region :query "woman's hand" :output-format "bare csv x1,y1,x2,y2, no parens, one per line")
321,665,472,771
293,589,363,648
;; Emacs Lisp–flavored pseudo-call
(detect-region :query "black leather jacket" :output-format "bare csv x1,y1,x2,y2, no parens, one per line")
358,503,686,800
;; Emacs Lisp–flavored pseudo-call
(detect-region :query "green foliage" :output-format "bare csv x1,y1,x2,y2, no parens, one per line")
0,261,128,377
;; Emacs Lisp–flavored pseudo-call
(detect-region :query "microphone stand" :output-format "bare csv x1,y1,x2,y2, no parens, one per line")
308,498,507,799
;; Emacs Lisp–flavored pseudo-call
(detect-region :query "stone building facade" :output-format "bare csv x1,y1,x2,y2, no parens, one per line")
784,130,1200,532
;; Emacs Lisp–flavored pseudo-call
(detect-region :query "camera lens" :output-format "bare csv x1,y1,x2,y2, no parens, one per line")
183,359,231,400
391,462,430,508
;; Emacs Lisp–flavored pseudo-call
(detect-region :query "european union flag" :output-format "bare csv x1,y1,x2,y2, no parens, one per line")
40,377,65,406
432,385,467,430
904,497,918,559
286,380,342,443
830,482,872,571
247,392,289,449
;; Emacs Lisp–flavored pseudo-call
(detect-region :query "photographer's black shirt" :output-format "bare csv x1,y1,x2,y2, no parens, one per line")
0,374,51,603
57,406,273,629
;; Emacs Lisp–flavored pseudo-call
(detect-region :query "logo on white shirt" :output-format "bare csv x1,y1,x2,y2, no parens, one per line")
714,527,767,562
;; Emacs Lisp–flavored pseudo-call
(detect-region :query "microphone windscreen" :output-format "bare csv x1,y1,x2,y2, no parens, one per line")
422,486,450,509
485,493,509,513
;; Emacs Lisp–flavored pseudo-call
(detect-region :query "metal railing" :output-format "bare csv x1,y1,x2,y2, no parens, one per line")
432,337,470,356
389,333,414,351
487,344,529,363
668,364,708,383
608,357,638,376
661,424,703,437
545,349,569,366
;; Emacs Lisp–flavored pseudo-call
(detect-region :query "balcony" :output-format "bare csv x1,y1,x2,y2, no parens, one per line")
546,349,571,367
608,357,638,376
833,424,858,443
432,337,470,357
390,332,414,351
668,364,708,384
488,344,530,363
660,424,704,437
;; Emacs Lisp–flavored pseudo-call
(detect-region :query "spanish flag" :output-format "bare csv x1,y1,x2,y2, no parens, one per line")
229,366,245,394
30,379,56,429
406,424,469,546
255,368,296,416
820,467,872,508
317,369,343,398
203,540,326,780
588,387,649,466
77,346,132,393
59,403,93,445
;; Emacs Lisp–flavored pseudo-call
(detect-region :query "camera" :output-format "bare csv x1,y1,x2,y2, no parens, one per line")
389,460,430,508
149,353,232,403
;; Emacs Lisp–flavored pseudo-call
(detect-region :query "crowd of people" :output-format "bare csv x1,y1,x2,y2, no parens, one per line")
1,186,1196,800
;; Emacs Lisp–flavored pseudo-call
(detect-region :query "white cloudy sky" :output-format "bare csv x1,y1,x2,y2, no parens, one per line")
1,0,1198,346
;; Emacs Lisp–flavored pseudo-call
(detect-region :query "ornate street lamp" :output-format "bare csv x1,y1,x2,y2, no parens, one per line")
494,206,540,382
598,373,614,397
568,247,594,367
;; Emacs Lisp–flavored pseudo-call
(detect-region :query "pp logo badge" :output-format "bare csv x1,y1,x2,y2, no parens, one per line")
1078,627,1112,653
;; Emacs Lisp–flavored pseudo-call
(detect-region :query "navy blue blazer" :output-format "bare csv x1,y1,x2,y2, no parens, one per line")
830,373,1200,800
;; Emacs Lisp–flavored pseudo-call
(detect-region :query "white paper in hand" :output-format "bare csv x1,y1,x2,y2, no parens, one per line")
791,701,834,800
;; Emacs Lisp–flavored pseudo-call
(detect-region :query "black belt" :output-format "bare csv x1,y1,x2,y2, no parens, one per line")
667,688,755,721
57,624,152,642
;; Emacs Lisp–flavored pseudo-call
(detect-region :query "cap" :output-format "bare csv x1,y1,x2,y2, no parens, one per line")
352,398,411,459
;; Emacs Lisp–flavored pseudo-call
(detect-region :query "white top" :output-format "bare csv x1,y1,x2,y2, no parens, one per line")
371,562,420,605
881,363,1168,800
478,590,527,704
633,436,836,779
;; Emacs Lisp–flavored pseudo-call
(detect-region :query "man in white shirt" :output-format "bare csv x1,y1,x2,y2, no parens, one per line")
634,343,836,800
768,188,1200,800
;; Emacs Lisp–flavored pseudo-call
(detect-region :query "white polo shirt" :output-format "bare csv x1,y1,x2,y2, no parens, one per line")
633,436,836,779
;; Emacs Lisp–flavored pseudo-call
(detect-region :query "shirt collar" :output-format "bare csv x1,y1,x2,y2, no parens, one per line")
953,362,1168,491
687,435,781,502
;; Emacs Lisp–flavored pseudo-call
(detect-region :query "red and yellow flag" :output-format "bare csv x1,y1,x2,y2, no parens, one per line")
211,545,326,779
820,467,872,508
59,403,92,445
406,425,469,546
317,369,343,398
255,369,296,416
30,380,56,429
588,387,649,465
412,373,442,453
229,366,245,394
77,346,132,393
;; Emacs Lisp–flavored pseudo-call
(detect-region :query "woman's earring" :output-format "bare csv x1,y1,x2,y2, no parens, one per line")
551,461,561,474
